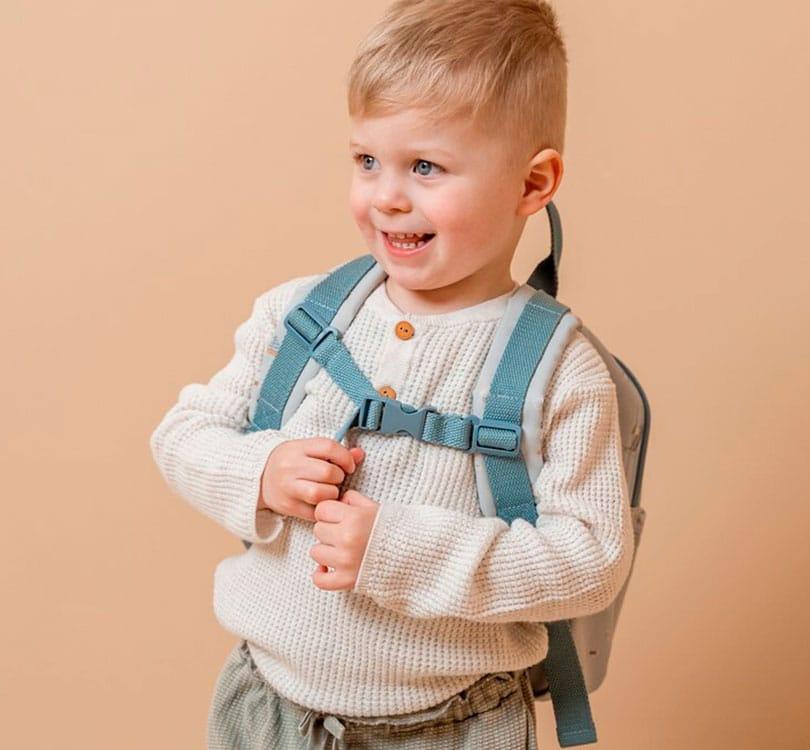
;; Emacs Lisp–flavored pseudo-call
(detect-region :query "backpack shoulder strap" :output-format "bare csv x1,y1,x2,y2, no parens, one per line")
248,254,384,431
472,285,574,524
472,286,581,516
471,286,597,747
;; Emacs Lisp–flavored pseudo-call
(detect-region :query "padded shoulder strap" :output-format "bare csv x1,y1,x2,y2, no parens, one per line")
471,286,597,748
474,286,570,524
248,254,383,431
472,288,581,516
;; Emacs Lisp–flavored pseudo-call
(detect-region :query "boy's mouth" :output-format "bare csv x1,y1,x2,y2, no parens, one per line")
381,231,436,256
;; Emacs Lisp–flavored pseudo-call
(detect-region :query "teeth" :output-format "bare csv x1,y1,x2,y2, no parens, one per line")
384,231,434,250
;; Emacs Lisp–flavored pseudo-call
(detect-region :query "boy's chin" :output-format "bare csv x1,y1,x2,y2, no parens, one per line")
366,245,443,289
385,269,451,294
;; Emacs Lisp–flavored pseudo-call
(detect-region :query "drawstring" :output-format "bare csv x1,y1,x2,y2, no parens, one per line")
297,707,347,749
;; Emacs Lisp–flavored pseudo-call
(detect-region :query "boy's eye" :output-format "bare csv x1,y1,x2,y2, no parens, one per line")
353,153,377,171
414,159,442,176
352,153,443,176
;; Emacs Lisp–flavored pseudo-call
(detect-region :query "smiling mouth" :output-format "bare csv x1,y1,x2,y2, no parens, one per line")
382,231,436,250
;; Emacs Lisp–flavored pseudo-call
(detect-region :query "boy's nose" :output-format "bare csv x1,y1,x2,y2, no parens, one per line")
372,182,411,213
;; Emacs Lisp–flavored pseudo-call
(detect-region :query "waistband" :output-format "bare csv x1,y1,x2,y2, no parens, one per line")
239,640,525,750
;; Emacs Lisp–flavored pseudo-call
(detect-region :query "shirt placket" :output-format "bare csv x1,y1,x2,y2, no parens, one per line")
372,319,417,401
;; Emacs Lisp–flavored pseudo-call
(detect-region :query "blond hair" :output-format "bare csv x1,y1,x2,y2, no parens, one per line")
346,0,568,166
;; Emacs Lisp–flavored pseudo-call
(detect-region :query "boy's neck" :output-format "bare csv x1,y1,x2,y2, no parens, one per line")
384,273,518,317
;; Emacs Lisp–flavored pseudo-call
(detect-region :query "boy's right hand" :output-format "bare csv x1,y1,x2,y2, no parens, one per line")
258,437,365,523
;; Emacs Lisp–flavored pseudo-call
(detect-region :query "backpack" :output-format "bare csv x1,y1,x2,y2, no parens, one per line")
240,201,650,748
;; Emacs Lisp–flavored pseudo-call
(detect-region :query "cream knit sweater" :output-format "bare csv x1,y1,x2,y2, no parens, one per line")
149,267,635,718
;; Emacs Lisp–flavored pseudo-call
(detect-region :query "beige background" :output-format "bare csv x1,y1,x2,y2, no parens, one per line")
2,1,808,748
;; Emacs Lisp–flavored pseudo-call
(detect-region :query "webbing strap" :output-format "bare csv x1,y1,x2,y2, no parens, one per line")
527,201,563,298
481,291,569,524
544,620,598,746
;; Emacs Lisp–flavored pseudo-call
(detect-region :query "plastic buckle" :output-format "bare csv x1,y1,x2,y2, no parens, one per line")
283,304,340,354
465,416,522,457
359,396,436,439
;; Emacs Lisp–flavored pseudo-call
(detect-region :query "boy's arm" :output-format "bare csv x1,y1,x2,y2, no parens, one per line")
149,274,320,545
352,331,636,623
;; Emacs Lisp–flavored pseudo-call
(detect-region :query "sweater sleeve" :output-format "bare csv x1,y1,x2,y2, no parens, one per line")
149,273,321,545
352,332,635,623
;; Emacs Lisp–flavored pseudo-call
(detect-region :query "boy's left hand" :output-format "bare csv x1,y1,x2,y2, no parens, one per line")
310,489,380,591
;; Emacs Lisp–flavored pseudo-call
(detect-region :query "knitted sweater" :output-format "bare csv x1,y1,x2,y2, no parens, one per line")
149,267,635,718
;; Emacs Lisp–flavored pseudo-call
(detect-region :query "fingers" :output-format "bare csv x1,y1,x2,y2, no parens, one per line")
303,437,357,475
309,541,344,569
311,567,352,591
287,498,318,523
301,456,346,485
294,479,340,507
310,543,350,590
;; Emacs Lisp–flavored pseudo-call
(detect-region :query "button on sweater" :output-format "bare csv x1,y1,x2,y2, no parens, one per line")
149,267,635,718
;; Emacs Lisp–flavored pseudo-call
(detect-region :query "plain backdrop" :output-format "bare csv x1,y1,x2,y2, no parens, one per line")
2,1,808,748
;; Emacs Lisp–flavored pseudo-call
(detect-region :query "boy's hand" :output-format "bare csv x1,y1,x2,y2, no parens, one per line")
259,438,365,523
309,489,380,591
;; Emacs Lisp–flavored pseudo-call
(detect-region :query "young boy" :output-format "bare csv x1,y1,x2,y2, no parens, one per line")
150,1,635,747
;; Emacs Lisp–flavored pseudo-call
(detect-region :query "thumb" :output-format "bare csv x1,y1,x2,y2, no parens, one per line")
350,446,365,464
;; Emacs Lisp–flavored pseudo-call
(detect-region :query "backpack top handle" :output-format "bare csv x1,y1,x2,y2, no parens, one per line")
527,201,563,297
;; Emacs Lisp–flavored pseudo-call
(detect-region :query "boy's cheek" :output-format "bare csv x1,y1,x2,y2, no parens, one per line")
347,186,373,228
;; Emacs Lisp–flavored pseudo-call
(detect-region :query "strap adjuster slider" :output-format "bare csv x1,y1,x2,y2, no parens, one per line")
465,416,522,457
283,304,340,354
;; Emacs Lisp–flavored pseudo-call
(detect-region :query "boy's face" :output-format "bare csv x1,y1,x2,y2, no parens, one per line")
348,107,559,312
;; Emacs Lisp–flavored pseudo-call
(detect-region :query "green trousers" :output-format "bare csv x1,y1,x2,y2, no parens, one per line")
207,640,539,749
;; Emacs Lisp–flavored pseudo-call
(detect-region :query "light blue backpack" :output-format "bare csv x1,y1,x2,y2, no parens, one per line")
241,201,650,747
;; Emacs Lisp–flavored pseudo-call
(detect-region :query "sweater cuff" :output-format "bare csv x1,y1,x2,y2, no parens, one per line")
353,501,408,595
231,431,291,545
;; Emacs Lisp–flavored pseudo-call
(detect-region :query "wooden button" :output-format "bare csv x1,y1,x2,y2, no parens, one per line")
394,320,415,340
378,385,397,399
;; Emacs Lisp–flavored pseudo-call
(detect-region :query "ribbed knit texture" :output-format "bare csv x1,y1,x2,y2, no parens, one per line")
149,268,635,718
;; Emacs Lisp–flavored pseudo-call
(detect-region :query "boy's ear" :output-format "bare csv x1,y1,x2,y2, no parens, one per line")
517,148,563,218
